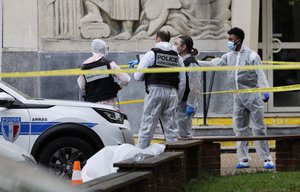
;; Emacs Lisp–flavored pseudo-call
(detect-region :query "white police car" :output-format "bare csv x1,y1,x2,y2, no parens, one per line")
0,80,134,178
0,139,37,167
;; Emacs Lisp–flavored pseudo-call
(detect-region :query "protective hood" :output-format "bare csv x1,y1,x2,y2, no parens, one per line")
155,42,173,51
91,39,109,56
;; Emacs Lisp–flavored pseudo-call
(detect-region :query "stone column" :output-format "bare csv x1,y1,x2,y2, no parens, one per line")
0,0,2,73
231,0,260,51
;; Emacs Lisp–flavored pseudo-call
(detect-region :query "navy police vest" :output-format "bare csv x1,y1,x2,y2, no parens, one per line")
182,56,199,102
145,48,180,92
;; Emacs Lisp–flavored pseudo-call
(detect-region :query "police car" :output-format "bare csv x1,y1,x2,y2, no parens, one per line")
0,80,134,178
0,138,37,167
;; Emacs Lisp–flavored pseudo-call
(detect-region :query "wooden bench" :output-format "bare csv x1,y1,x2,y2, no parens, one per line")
164,135,300,178
194,135,300,172
193,135,300,142
80,171,152,192
113,152,183,192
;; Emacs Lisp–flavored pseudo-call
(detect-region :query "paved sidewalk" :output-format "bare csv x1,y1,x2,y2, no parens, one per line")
221,152,276,175
146,135,277,175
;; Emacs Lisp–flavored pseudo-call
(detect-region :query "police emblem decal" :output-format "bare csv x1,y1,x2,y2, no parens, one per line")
1,117,21,142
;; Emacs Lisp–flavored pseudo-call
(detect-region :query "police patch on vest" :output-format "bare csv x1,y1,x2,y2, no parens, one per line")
156,53,179,67
85,66,110,83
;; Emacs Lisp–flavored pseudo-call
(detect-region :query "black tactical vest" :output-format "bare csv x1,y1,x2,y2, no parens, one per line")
182,56,199,101
81,57,120,102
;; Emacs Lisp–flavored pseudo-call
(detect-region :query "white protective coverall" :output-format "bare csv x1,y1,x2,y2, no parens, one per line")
134,42,186,149
175,54,201,138
199,45,272,162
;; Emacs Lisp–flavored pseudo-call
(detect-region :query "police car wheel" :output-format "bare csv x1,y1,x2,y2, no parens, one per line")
37,136,97,179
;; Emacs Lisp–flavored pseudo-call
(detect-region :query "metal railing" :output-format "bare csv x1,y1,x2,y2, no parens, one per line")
201,56,216,126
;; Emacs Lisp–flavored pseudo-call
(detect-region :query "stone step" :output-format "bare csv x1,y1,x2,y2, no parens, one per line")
191,124,300,136
138,125,300,149
192,113,300,126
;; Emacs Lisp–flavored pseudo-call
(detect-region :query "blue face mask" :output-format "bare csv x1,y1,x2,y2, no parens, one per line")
227,41,236,51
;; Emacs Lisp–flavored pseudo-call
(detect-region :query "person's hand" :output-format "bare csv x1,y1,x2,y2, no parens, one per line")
185,105,195,117
262,92,269,102
128,59,139,68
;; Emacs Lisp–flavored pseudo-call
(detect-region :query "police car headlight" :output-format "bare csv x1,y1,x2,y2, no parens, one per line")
94,109,127,124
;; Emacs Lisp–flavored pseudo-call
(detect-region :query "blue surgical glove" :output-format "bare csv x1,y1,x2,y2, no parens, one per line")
262,92,269,102
127,59,139,68
185,105,195,117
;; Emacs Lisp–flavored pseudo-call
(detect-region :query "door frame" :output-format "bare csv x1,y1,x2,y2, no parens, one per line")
258,0,300,112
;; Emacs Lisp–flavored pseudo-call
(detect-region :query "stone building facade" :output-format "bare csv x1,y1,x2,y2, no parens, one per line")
1,0,263,131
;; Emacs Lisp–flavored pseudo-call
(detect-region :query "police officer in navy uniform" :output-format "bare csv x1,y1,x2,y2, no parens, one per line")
134,29,186,149
78,39,131,106
173,35,201,138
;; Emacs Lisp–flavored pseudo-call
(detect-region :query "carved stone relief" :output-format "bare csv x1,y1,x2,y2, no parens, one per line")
46,0,232,40
46,0,83,39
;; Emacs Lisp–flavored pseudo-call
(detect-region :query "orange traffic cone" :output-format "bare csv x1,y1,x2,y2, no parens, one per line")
71,161,83,185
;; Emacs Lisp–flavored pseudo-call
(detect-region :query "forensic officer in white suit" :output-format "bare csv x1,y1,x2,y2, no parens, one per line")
199,27,274,169
134,29,186,149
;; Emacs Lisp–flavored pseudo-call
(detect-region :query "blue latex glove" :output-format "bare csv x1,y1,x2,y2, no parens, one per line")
128,59,139,68
185,105,195,117
262,92,269,102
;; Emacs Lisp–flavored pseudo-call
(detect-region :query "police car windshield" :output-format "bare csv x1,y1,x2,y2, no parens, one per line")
1,81,32,99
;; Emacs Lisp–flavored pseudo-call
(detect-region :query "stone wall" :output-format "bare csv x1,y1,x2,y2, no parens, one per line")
1,0,263,133
3,0,261,52
276,140,300,171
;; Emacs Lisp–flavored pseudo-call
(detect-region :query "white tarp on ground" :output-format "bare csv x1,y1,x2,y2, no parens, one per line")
81,143,166,182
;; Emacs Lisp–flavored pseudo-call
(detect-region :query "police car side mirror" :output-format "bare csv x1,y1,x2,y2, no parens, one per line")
0,92,15,106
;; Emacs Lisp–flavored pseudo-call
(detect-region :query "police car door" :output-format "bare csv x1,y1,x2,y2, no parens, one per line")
0,91,31,152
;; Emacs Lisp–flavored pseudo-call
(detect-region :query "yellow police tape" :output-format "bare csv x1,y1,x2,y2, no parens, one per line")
119,60,300,69
115,84,300,105
119,61,300,68
117,99,145,105
204,84,300,94
0,60,298,106
117,84,300,105
1,63,300,78
263,61,300,65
